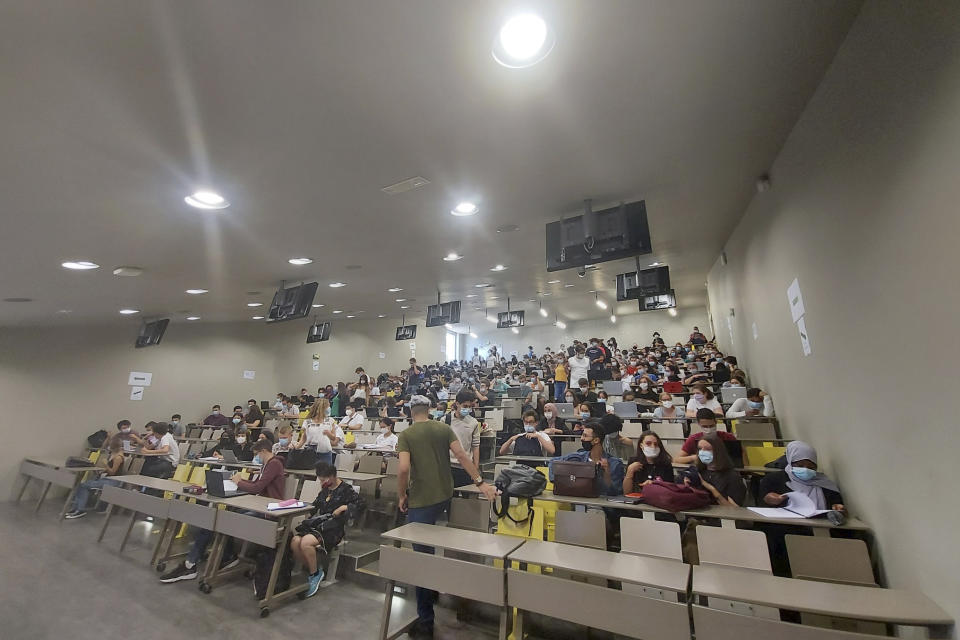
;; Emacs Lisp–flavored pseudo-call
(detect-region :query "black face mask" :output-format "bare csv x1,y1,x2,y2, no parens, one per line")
580,439,594,450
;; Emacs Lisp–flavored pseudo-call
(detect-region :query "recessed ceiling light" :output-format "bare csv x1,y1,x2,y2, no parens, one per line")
542,292,552,296
490,264,507,272
57,309,72,314
247,302,263,307
668,308,678,317
119,309,139,315
288,257,313,265
547,279,560,284
381,176,430,195
311,304,324,308
496,224,519,233
564,284,575,288
400,305,409,309
395,298,406,302
539,308,548,317
186,316,200,321
185,289,208,295
466,294,478,298
469,332,478,339
61,261,99,270
451,202,478,217
252,315,265,320
555,320,567,329
649,262,661,267
185,190,230,210
493,13,554,68
346,315,355,318
329,282,346,288
475,283,491,288
3,297,32,302
610,315,617,323
596,298,607,310
377,314,386,318
489,296,499,300
332,310,343,314
486,316,498,323
387,287,403,293
444,253,463,261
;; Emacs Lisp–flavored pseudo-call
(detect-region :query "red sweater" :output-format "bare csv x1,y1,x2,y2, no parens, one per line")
236,455,286,499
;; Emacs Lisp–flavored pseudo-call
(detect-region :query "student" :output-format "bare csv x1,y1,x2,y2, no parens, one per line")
202,404,230,427
244,401,263,430
160,440,282,583
722,371,747,388
376,418,399,450
65,436,126,518
294,399,342,465
553,357,569,401
396,395,497,637
634,376,659,402
280,397,301,420
585,338,606,382
274,394,286,410
692,436,746,506
538,402,567,435
759,441,844,511
726,387,775,418
447,390,481,488
290,462,366,598
500,411,555,457
140,422,180,478
549,425,624,496
235,427,257,462
203,427,242,459
562,388,579,406
675,409,737,464
576,378,598,403
272,424,294,457
169,414,185,437
685,383,723,417
337,400,366,431
689,326,707,345
652,392,683,422
115,419,139,447
527,373,544,395
567,347,590,388
623,431,675,494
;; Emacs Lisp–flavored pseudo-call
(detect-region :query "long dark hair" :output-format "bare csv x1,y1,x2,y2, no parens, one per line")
628,430,673,468
694,435,734,472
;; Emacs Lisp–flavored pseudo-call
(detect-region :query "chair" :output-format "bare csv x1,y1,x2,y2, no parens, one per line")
448,497,491,532
283,474,300,500
620,518,682,560
733,421,777,440
560,440,581,456
356,455,384,474
127,457,144,475
671,395,686,406
209,429,223,440
742,444,785,467
200,428,213,440
554,510,606,550
622,421,646,439
649,421,685,439
187,465,207,487
785,536,876,586
662,440,685,459
384,457,400,475
335,452,356,472
172,464,191,482
177,442,190,460
697,526,771,573
299,479,322,505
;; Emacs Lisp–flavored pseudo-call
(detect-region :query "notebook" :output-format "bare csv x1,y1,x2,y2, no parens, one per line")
748,492,830,519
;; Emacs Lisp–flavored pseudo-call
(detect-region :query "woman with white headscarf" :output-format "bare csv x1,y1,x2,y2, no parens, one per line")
759,441,845,512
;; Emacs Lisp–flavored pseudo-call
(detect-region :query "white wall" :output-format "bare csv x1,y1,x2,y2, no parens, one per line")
706,0,960,627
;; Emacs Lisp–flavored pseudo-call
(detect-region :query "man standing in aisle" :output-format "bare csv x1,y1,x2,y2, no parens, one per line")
397,395,497,637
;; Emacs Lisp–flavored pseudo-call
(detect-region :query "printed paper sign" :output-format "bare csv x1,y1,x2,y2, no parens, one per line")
378,352,385,359
130,386,144,401
312,361,320,371
243,370,256,380
409,342,416,350
128,371,152,387
787,278,805,323
752,322,759,341
797,317,812,356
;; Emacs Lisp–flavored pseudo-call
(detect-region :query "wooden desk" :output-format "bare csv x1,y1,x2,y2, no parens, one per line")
496,454,553,465
692,565,953,636
506,540,690,639
18,457,101,520
378,523,525,640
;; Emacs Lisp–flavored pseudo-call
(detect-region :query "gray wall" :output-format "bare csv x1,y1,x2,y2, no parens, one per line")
706,0,959,627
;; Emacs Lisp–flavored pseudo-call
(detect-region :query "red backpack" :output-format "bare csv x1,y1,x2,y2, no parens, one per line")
641,480,712,512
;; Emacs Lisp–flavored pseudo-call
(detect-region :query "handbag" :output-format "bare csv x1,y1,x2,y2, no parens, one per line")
641,479,712,512
286,447,318,470
552,461,600,498
87,429,108,449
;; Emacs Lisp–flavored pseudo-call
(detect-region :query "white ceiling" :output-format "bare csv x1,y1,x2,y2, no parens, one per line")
0,0,862,329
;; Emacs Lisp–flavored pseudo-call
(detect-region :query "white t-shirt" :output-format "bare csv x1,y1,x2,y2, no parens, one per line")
375,432,399,450
338,411,365,430
686,396,723,415
726,396,775,418
159,433,180,465
303,418,343,453
568,356,590,383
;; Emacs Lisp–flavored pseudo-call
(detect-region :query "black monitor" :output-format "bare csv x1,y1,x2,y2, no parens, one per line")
306,322,331,343
395,325,417,341
267,282,319,323
135,319,170,348
617,266,671,301
639,290,677,311
425,301,461,327
545,200,652,272
497,310,525,329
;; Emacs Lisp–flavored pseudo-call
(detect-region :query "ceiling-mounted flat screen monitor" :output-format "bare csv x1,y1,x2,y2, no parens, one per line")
306,322,331,343
545,200,652,272
267,282,319,323
617,266,671,301
395,325,417,341
639,290,677,311
135,319,170,348
497,310,525,329
425,301,461,327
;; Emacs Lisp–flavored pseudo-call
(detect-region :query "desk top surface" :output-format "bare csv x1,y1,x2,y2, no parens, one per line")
114,474,192,492
340,471,387,481
508,539,689,591
24,457,99,472
382,523,524,557
692,565,952,625
221,494,312,516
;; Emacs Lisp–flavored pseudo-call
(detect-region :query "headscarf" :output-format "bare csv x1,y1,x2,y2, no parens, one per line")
785,441,839,510
543,402,559,427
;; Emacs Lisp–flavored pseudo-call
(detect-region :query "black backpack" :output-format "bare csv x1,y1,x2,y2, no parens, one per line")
87,429,108,449
492,466,547,529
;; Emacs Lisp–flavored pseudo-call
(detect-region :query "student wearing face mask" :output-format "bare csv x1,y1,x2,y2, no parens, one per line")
500,411,556,457
685,383,723,417
244,401,263,431
562,388,579,407
576,377,598,403
549,425,624,496
140,422,180,479
115,419,141,447
202,404,230,427
567,347,591,388
623,431,675,494
338,400,366,431
584,338,605,382
274,394,286,410
634,376,659,402
446,391,481,488
759,441,844,511
168,414,185,438
280,398,301,420
272,424,294,458
726,387,775,418
675,409,738,464
376,418,399,450
652,392,683,422
691,436,746,506
294,399,342,466
568,403,594,435
538,402,567,435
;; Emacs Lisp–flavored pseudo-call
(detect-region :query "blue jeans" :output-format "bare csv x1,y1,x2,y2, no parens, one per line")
554,381,566,401
72,476,119,512
406,500,450,624
317,451,333,466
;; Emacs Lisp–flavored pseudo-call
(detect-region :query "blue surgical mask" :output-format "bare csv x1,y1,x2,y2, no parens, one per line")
278,438,289,446
580,412,590,419
523,425,536,433
460,408,471,417
232,418,241,424
791,467,817,482
252,455,262,465
748,400,764,410
698,450,714,464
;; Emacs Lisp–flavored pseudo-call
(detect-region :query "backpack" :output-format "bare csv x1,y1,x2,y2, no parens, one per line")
253,547,293,600
87,429,108,449
492,466,547,527
641,479,712,512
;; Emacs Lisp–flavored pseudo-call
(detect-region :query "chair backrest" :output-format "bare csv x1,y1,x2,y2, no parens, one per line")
283,474,299,500
742,444,785,467
200,428,213,440
554,510,606,549
128,457,144,475
300,479,322,505
357,454,384,474
785,535,876,586
335,453,356,472
172,464,191,483
178,442,190,459
671,395,686,406
734,421,777,440
622,421,646,439
662,440,685,459
560,439,581,456
209,429,224,440
384,457,400,476
696,526,771,573
448,497,491,532
620,518,683,561
187,464,206,486
649,421,685,439
692,605,882,640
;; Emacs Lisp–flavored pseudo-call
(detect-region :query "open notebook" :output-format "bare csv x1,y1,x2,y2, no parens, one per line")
748,491,830,519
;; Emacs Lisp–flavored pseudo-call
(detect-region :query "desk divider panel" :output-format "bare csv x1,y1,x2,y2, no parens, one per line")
20,461,76,488
215,508,278,547
100,485,171,519
379,545,504,606
691,605,879,640
168,498,217,530
508,569,689,640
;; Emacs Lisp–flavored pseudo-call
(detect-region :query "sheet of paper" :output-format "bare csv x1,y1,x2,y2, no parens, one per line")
267,501,306,511
223,479,239,492
312,361,320,371
797,317,812,356
243,370,256,380
752,322,759,341
783,491,828,517
787,278,805,323
409,342,416,350
378,352,385,359
128,371,152,386
130,386,144,401
747,507,807,518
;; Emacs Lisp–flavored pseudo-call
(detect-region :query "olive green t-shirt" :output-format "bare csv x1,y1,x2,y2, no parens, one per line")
397,419,457,509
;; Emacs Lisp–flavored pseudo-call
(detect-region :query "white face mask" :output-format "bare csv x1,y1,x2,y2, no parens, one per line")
345,409,354,416
639,382,648,390
543,412,553,419
642,445,661,458
235,436,246,444
700,426,717,437
380,428,389,435
661,400,674,409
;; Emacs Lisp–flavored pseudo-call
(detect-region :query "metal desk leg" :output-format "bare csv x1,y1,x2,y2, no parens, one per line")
16,475,32,503
151,519,174,568
498,606,511,640
97,504,115,542
378,579,395,640
119,511,138,553
513,608,526,640
35,481,52,513
201,532,228,590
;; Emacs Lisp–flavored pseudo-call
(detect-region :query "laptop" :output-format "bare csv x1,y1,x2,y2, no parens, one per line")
260,400,270,411
555,403,575,418
721,386,747,404
612,402,639,419
220,450,239,464
602,381,623,396
205,470,249,498
506,386,525,398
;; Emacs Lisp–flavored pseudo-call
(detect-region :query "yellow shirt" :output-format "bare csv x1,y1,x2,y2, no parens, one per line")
555,363,568,382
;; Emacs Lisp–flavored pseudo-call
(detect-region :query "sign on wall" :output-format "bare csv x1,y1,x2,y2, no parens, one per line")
243,370,256,380
128,371,152,386
786,278,812,357
130,386,144,401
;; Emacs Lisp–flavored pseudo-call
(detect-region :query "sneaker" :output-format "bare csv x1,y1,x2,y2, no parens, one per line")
220,555,240,570
65,510,87,520
159,562,198,583
304,570,325,598
408,620,434,638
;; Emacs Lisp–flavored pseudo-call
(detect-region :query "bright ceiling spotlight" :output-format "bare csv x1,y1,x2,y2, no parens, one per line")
451,202,478,217
493,13,555,68
185,190,229,210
